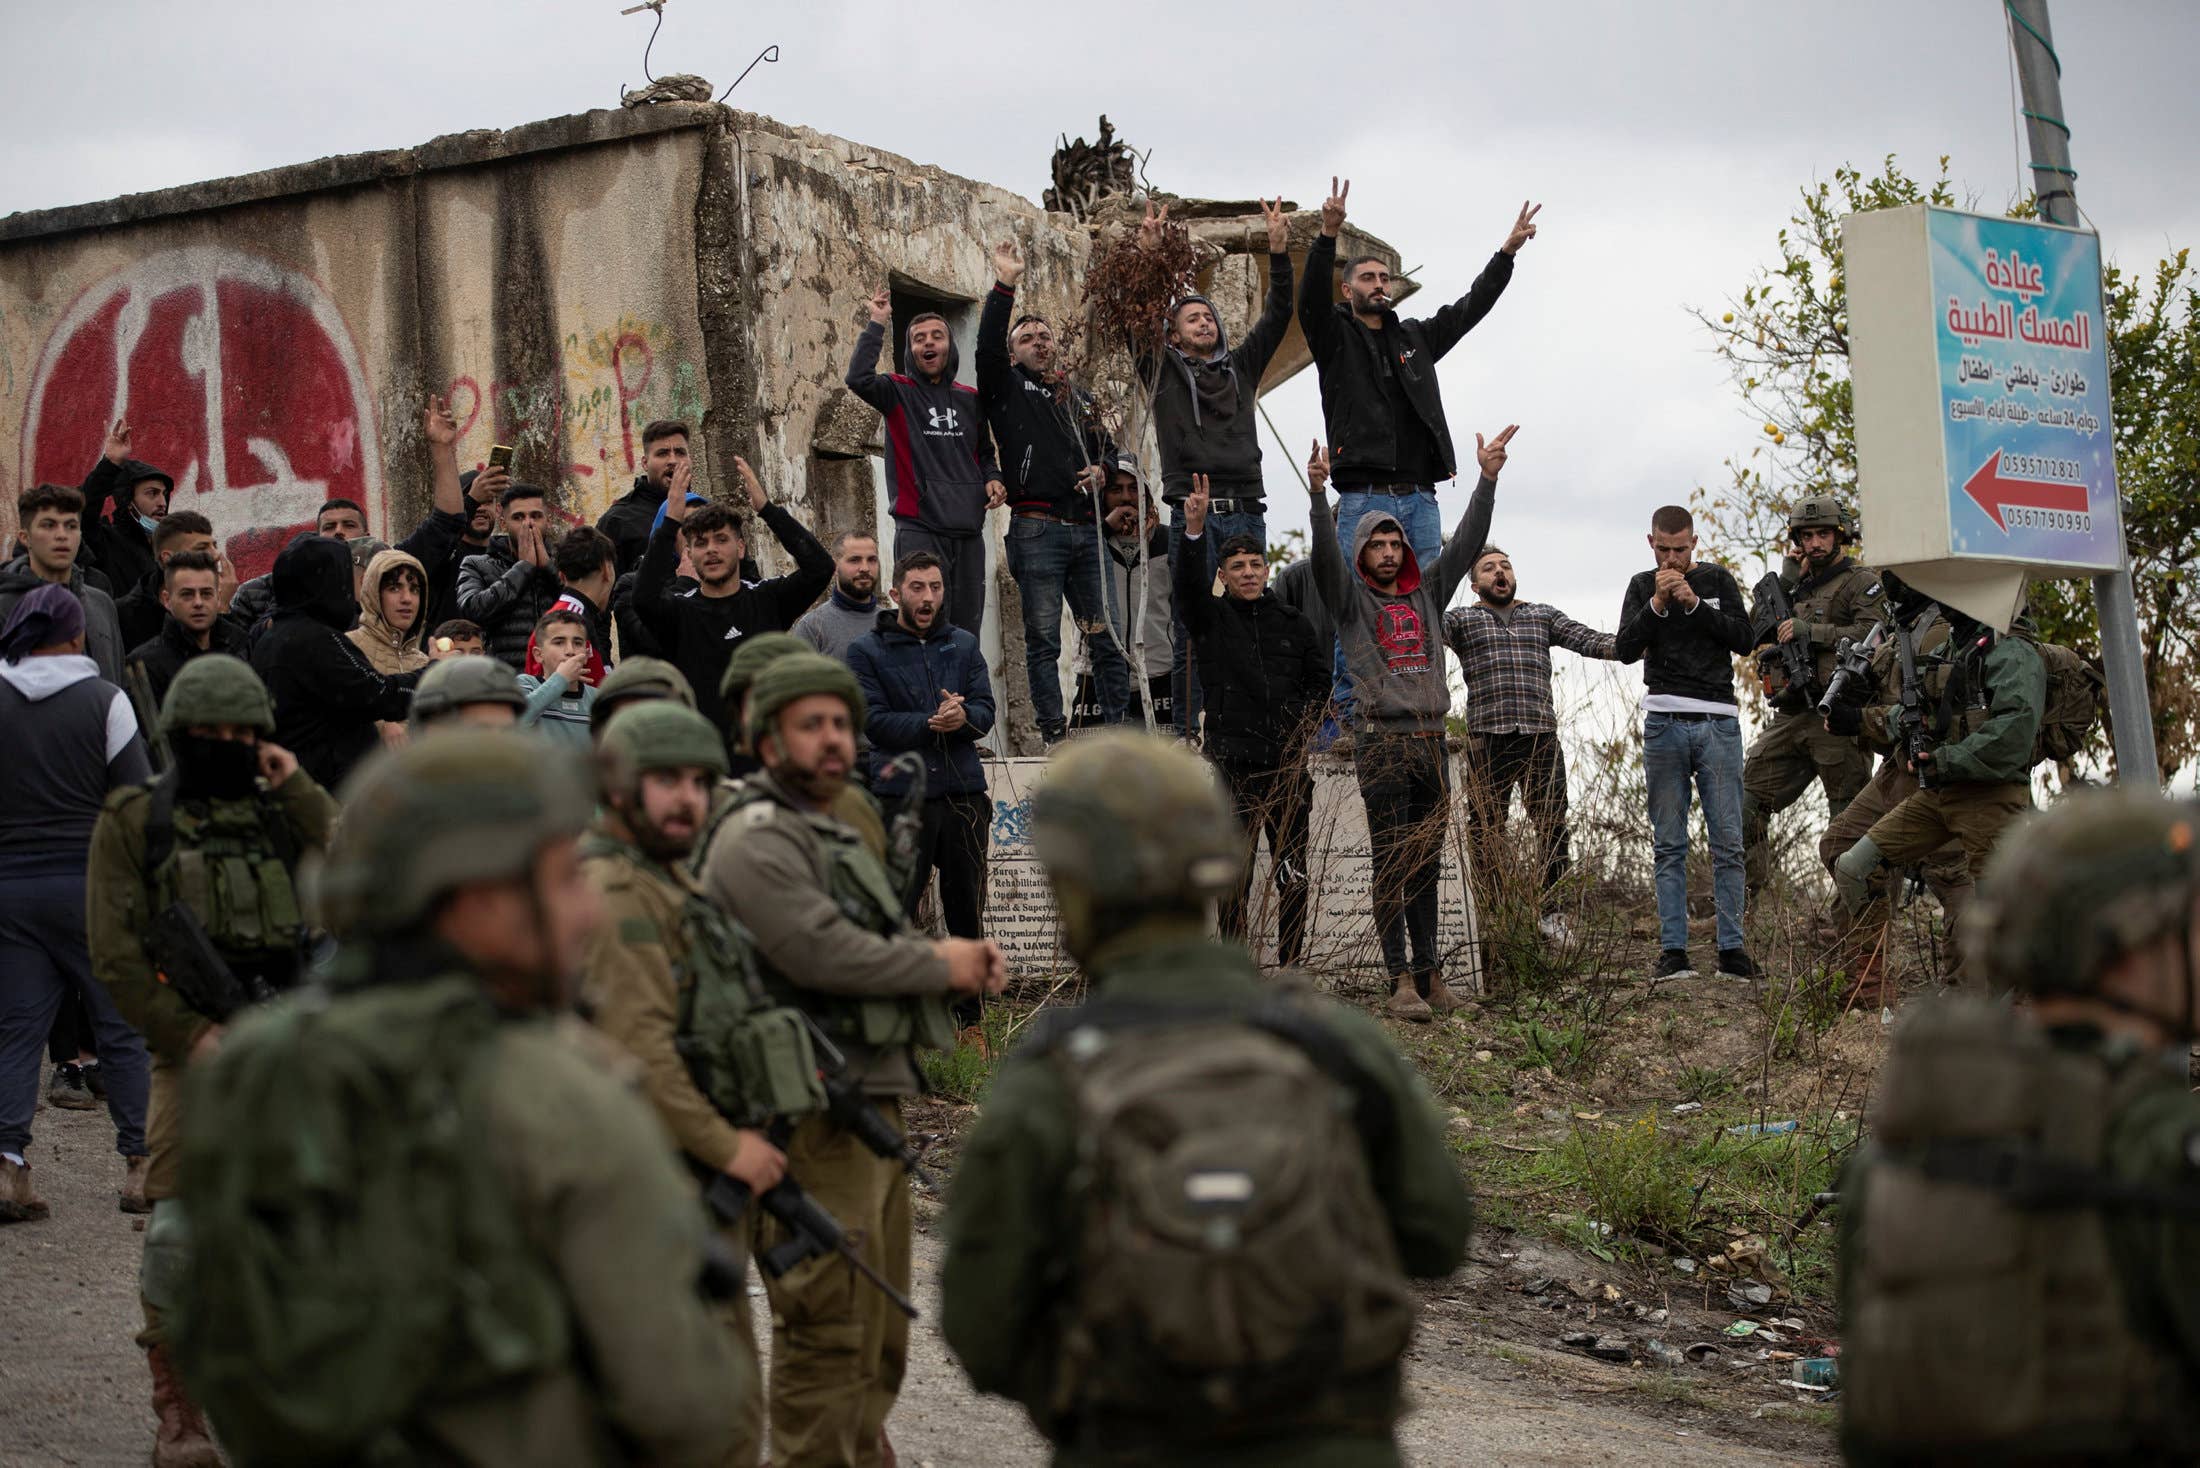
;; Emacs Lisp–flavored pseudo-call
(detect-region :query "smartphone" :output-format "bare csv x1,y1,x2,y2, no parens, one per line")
488,444,515,472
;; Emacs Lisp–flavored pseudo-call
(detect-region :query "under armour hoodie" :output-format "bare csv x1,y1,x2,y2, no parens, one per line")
847,318,1001,537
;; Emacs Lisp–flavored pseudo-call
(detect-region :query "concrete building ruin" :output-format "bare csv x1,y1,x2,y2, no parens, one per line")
0,101,1406,747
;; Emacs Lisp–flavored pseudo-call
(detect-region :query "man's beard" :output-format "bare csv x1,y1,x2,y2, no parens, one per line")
1480,585,1515,607
632,810,698,863
776,755,846,805
837,575,874,602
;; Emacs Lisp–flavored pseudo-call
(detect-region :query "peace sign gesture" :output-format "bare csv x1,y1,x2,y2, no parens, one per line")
1501,200,1542,256
1259,196,1289,254
1320,177,1350,238
1475,424,1520,479
1136,199,1170,252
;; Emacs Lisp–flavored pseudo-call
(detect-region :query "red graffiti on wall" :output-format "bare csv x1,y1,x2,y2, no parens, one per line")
19,247,383,579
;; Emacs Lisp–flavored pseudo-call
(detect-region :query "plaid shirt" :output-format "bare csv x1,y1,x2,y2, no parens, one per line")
1442,599,1617,734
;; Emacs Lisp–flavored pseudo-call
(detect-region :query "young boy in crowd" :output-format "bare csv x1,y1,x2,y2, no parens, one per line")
427,619,486,660
517,608,599,747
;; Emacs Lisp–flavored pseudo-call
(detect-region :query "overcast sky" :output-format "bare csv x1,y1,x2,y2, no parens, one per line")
8,0,2196,684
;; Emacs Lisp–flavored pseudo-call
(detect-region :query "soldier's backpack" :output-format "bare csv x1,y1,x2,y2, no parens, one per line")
1031,997,1417,1435
171,976,569,1465
2017,635,2107,764
1842,997,2200,1460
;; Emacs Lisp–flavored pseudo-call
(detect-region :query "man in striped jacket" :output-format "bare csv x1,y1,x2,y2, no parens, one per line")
1442,545,1617,945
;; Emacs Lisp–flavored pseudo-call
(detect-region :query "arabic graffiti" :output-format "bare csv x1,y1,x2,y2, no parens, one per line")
19,247,384,578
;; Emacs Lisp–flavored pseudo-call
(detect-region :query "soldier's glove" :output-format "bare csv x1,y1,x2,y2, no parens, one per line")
1833,836,1885,917
1823,702,1862,738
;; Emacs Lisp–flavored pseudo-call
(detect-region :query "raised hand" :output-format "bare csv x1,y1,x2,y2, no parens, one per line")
423,394,458,446
553,646,590,686
664,457,693,521
992,239,1025,288
470,463,509,504
1475,424,1519,479
1320,177,1350,238
255,740,299,787
1184,473,1212,537
1502,201,1542,256
1307,441,1330,495
215,552,239,612
520,524,549,568
104,418,132,465
733,454,767,512
1136,199,1170,252
867,288,892,326
1260,196,1289,254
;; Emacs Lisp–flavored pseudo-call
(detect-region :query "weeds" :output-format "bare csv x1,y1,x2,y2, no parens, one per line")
918,1003,1017,1105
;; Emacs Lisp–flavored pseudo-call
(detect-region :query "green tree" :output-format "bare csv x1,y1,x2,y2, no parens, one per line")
1693,156,2200,779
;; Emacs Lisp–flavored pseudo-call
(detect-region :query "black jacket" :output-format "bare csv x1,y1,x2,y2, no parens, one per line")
1175,532,1330,768
113,565,168,652
455,536,566,670
847,610,996,798
975,283,1112,519
1142,252,1294,502
1298,232,1513,487
0,556,124,685
78,455,171,593
127,611,248,710
249,534,421,791
1270,558,1338,675
597,474,667,578
633,506,833,731
1614,564,1754,708
395,507,476,634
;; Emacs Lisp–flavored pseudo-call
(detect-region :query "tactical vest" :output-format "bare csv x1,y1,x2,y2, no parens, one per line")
1915,633,1995,746
719,780,955,1054
1843,998,2198,1460
144,774,309,986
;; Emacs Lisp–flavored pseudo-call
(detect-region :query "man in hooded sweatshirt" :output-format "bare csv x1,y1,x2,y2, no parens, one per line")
345,546,432,676
847,289,1005,637
596,419,692,577
1310,429,1511,1021
75,418,173,596
1133,199,1296,735
2,483,125,684
249,533,422,790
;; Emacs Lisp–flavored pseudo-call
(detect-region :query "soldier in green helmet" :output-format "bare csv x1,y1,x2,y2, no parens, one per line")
1839,788,2200,1463
702,652,1005,1467
84,652,339,1468
408,651,530,733
939,731,1474,1466
582,700,796,1467
173,731,745,1465
1740,494,1880,896
588,654,696,740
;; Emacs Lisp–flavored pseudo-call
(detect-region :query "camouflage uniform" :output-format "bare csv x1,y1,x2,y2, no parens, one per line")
85,655,339,1468
1839,790,2200,1464
940,733,1474,1466
700,655,956,1468
1740,499,1879,892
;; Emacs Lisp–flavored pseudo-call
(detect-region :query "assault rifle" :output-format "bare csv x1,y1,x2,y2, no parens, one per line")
705,1173,920,1320
878,752,928,910
1816,622,1886,718
1891,613,1937,790
124,658,170,773
798,1012,939,1193
150,902,277,1022
1748,571,1816,711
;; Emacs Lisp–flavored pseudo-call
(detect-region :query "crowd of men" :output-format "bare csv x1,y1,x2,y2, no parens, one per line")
0,176,2168,1468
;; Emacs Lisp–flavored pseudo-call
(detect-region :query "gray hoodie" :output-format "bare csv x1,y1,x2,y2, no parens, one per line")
1310,479,1495,734
0,557,124,685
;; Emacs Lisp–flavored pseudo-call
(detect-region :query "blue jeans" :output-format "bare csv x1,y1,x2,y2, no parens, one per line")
0,867,150,1158
1642,713,1747,953
1005,516,1129,735
1168,501,1267,737
1331,486,1444,720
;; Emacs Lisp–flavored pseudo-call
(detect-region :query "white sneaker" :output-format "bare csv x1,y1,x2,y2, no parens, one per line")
1538,914,1575,945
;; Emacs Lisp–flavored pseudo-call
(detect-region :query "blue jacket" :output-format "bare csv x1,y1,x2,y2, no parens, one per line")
847,610,995,798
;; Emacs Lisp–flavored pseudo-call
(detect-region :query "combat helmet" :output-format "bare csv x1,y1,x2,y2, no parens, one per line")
409,654,527,728
744,652,867,750
1961,788,2200,999
589,656,695,736
1787,493,1851,542
597,701,727,796
316,730,595,938
159,653,275,735
720,631,809,709
1032,731,1243,914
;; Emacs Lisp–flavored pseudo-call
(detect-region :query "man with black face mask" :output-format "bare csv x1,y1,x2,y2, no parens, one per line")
85,652,339,1467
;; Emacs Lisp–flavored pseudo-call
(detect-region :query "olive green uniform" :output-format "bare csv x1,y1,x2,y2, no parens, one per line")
582,827,767,1468
940,936,1474,1467
1839,1017,2200,1464
701,770,954,1468
1741,555,1878,891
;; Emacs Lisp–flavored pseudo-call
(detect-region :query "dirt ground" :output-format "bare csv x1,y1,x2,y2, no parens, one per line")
3,1089,1837,1467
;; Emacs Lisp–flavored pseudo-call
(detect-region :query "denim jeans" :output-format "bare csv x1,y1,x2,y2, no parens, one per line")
1642,712,1747,953
1167,501,1267,737
1330,486,1444,720
0,867,150,1158
1005,515,1129,735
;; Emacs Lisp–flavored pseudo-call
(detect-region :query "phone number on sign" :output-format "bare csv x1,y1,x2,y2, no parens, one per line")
2002,453,2083,483
2005,507,2092,533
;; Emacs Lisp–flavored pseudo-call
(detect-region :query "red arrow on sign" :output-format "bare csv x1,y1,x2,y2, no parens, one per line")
1961,450,2089,532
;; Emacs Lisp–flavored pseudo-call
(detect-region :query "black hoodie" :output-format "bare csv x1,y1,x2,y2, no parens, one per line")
597,473,667,577
78,455,174,593
1140,251,1295,503
847,318,1000,535
974,283,1113,520
248,533,420,790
